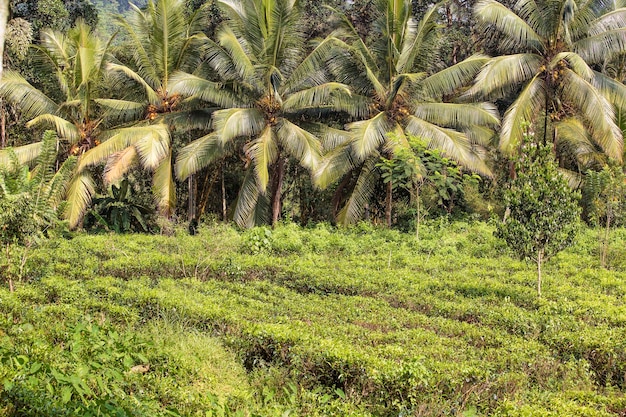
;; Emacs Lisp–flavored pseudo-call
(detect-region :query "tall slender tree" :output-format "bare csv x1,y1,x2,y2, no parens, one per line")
77,0,218,217
316,0,499,225
0,21,169,227
174,0,353,227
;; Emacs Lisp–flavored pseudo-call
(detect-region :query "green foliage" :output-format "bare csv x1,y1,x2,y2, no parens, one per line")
582,163,626,267
496,129,581,295
84,179,153,234
3,223,626,416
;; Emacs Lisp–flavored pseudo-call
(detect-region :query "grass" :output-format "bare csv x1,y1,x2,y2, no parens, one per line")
1,220,626,416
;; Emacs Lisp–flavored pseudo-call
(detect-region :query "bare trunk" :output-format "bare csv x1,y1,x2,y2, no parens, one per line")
537,249,543,298
601,209,611,268
1,99,5,148
385,180,392,227
415,183,421,241
221,163,227,222
0,0,8,80
198,168,219,220
187,176,196,222
271,157,285,226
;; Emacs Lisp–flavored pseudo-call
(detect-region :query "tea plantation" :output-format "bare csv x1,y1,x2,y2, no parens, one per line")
2,221,626,416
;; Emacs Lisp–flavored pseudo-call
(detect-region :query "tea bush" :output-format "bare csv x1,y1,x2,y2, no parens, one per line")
2,222,626,415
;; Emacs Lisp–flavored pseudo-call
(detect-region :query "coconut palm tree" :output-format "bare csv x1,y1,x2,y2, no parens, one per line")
173,0,353,227
469,0,626,166
316,0,499,225
77,0,227,218
0,21,170,228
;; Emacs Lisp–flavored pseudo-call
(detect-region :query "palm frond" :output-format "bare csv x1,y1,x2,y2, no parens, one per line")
248,126,278,193
413,102,500,130
47,156,77,209
95,98,146,123
314,140,354,190
550,52,593,80
336,157,379,225
465,53,542,99
421,54,490,99
107,63,160,105
405,115,492,175
592,70,626,110
475,0,543,50
212,108,266,144
65,170,95,229
499,75,546,155
397,5,439,74
104,147,138,184
169,71,242,107
282,82,352,112
276,119,321,170
134,125,171,169
78,124,170,170
560,68,623,161
152,150,176,217
347,112,395,163
0,142,44,166
574,28,626,64
216,25,256,81
26,114,80,144
232,168,263,228
175,133,230,180
0,71,58,119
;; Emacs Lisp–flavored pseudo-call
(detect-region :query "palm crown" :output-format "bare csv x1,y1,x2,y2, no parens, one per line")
174,0,353,227
470,0,626,166
0,21,168,227
316,0,500,224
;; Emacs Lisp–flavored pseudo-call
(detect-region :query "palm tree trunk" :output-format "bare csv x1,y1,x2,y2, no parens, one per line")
271,157,285,226
222,162,227,222
187,175,196,222
0,0,7,81
601,208,611,268
385,180,392,227
0,99,5,148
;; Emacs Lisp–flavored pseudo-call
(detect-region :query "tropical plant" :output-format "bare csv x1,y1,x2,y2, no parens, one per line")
173,0,354,227
0,20,170,228
0,130,75,291
469,0,626,168
84,178,153,233
79,0,215,218
496,127,580,297
316,0,499,225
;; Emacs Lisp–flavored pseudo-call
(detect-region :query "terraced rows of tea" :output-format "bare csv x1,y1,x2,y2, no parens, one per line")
2,222,626,416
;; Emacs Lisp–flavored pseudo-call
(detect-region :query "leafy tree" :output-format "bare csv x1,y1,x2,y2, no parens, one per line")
496,128,580,297
469,0,626,168
173,0,353,227
316,0,499,226
583,162,626,267
0,21,170,228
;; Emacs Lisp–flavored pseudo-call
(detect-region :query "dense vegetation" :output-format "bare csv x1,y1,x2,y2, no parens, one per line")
1,0,625,229
2,222,626,416
2,0,626,415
